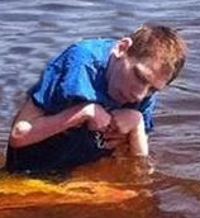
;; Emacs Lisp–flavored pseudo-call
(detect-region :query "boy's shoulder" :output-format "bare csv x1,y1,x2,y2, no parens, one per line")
74,38,116,49
68,38,116,60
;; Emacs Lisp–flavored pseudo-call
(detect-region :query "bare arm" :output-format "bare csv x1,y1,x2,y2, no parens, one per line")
10,99,111,148
10,98,89,148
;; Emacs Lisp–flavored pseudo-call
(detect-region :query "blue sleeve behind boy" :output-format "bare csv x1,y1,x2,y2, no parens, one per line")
139,95,157,133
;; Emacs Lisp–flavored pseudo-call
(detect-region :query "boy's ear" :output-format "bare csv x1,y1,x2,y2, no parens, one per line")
113,37,133,58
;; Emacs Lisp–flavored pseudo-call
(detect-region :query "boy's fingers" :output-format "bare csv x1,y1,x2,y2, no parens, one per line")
103,132,126,140
105,139,127,149
108,120,118,131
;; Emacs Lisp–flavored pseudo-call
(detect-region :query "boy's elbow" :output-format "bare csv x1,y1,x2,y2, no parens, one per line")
9,137,22,148
9,121,32,148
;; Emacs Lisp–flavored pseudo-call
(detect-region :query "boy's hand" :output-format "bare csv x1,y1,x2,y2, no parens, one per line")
84,104,111,131
110,109,143,134
103,128,127,149
102,109,140,149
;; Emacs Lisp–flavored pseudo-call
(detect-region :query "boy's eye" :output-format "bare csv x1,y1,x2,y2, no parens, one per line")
133,66,159,95
133,67,148,84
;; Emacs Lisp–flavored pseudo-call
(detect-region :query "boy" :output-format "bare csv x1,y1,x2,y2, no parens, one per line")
6,24,187,174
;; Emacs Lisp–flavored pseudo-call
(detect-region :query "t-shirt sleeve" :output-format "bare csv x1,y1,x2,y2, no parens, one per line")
29,45,98,113
138,94,157,134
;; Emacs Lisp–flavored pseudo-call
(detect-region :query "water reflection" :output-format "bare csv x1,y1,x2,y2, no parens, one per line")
0,155,155,218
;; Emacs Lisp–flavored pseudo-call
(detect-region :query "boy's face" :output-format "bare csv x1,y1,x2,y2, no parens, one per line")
107,54,172,104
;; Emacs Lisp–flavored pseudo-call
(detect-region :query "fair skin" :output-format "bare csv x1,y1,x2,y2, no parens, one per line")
9,37,170,157
10,100,112,147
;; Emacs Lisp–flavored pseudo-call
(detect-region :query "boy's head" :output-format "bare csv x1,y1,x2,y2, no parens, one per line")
127,24,187,84
107,24,187,104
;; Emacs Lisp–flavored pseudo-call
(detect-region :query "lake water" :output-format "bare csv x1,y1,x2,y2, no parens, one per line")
0,0,200,218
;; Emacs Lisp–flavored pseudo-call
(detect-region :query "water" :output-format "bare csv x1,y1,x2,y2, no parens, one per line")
0,0,200,217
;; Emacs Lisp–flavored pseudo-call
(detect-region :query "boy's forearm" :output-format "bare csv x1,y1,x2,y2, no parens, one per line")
129,121,149,157
10,104,91,148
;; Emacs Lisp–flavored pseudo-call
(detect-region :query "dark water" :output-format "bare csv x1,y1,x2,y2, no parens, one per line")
0,0,200,218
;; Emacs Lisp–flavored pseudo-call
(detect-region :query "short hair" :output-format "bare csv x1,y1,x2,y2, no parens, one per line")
127,24,187,83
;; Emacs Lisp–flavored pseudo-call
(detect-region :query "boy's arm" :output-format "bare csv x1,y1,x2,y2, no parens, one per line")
10,98,111,148
128,114,149,157
104,109,149,156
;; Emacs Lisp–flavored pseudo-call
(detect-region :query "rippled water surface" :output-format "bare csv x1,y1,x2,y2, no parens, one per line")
0,0,200,218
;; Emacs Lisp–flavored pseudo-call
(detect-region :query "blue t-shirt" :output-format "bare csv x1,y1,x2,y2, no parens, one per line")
30,39,156,133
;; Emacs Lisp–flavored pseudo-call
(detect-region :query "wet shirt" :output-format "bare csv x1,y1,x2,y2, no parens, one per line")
29,38,157,133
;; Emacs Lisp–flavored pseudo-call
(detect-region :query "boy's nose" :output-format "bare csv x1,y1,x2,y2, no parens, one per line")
134,86,149,102
134,93,145,102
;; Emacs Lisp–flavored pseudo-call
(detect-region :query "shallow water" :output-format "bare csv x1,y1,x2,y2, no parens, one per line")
0,0,200,218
